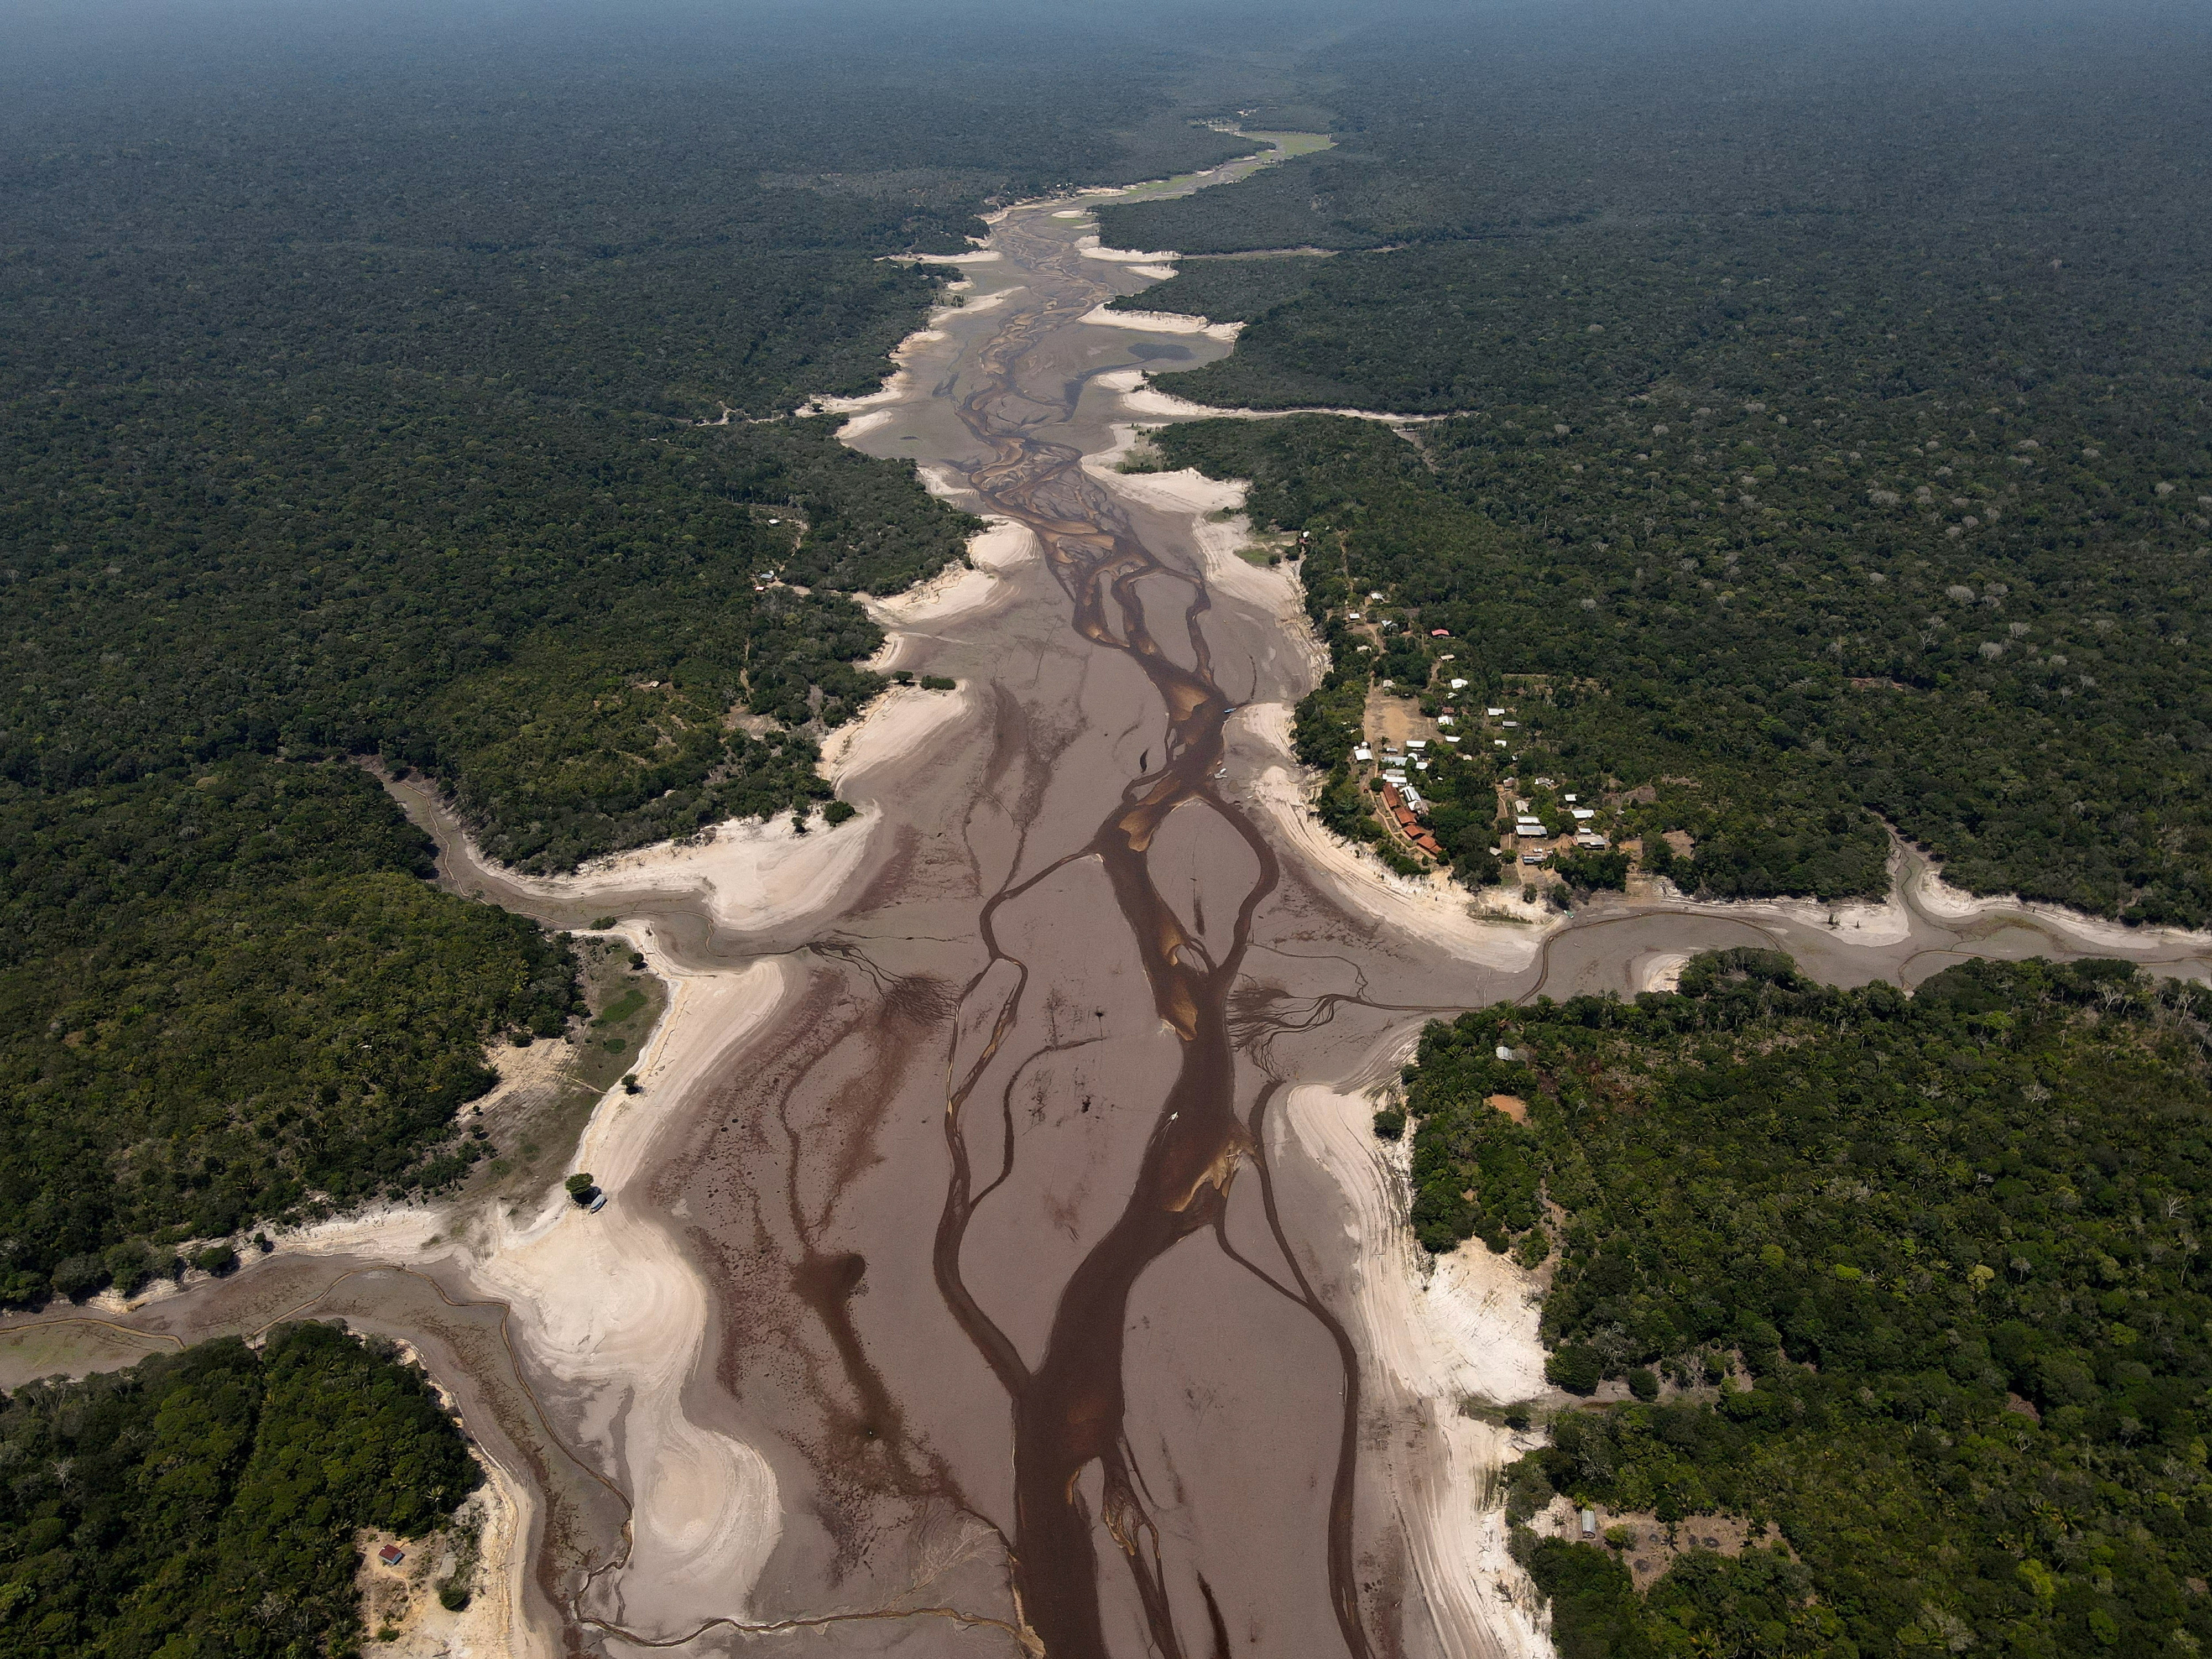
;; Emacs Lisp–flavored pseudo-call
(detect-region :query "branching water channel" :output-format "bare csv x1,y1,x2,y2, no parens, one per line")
928,204,1375,1659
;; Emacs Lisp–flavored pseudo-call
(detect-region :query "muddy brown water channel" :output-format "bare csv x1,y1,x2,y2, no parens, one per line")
937,208,1370,1658
10,163,2212,1659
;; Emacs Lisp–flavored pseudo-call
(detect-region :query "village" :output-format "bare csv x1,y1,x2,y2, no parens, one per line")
1329,582,1659,899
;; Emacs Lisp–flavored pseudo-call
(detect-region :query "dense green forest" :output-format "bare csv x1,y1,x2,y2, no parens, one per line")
1109,8,2212,922
0,761,580,1308
1400,949,2212,1656
0,4,1269,1302
0,1322,479,1657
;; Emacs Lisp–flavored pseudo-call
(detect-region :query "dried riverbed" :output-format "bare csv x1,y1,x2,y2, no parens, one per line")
8,138,2212,1659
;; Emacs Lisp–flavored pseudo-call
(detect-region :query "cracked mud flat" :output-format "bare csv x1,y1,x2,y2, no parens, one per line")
12,146,2212,1659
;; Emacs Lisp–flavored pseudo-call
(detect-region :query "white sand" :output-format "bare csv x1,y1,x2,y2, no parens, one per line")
465,1462,550,1659
460,808,880,939
1078,304,1240,339
1117,376,1453,425
820,682,977,792
1075,233,1181,264
947,284,1023,315
465,952,791,1637
858,518,1041,660
398,564,1014,1640
1281,1078,1552,1659
1903,852,2212,953
837,408,898,439
1088,459,1302,619
1641,841,2212,963
806,371,916,419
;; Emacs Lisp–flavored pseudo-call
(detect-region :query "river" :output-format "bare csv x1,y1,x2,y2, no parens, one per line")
8,142,2211,1659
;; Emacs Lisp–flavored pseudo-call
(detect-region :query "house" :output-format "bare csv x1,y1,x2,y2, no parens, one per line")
1404,787,1425,811
1353,745,1373,762
1494,739,1507,748
1487,707,1506,717
1581,1509,1599,1540
588,1192,608,1213
1522,852,1545,865
378,1544,406,1568
1449,677,1470,690
1436,714,1454,726
1563,793,1577,802
1381,784,1404,809
1444,734,1462,744
1407,738,1427,752
1431,628,1451,638
1572,807,1596,820
1501,719,1519,728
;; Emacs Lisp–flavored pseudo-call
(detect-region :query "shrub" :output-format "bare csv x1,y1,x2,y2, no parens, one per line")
1546,1344,1603,1395
50,1254,106,1301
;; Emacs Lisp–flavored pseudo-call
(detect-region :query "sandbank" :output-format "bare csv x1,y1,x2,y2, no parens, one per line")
1903,853,2212,954
1078,304,1240,338
1117,375,1452,425
1281,1077,1551,1658
1087,457,1303,620
466,952,793,1638
453,807,880,941
889,248,1004,264
1074,233,1180,264
819,682,977,792
858,518,1041,656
